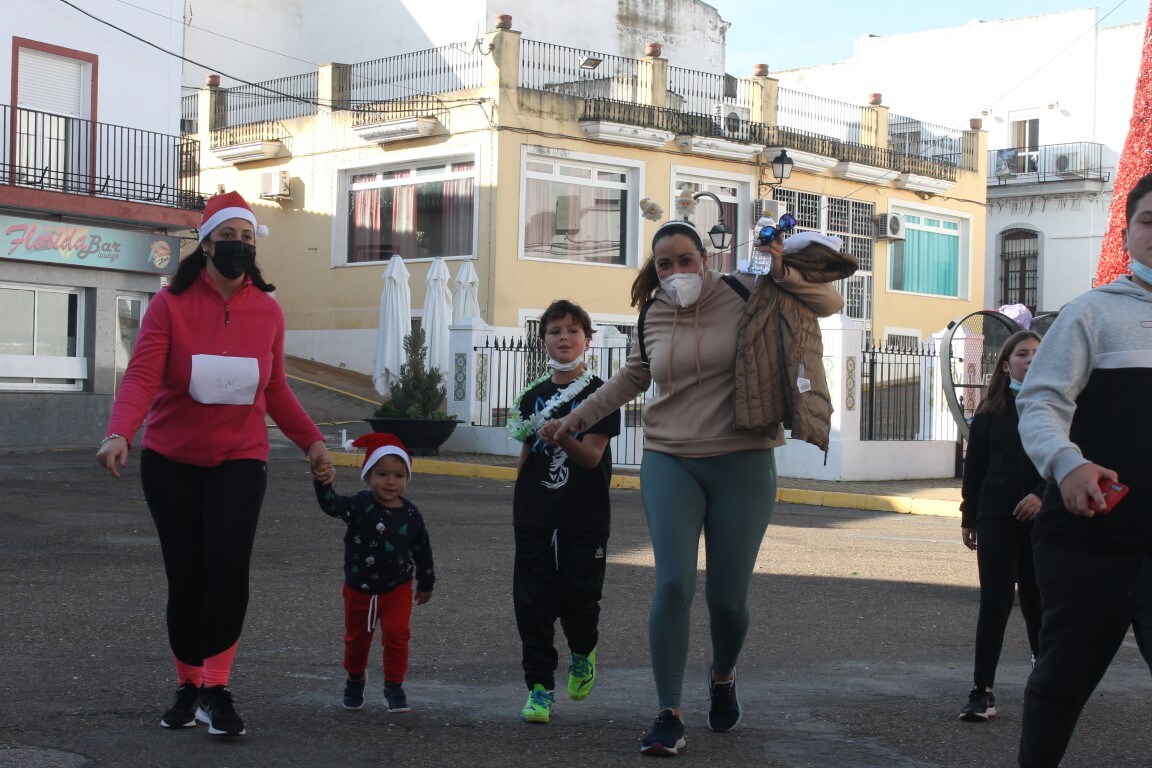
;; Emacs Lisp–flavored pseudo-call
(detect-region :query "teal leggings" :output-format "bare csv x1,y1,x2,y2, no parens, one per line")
640,448,777,710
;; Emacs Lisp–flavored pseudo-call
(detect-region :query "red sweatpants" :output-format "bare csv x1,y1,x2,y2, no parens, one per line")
342,582,413,683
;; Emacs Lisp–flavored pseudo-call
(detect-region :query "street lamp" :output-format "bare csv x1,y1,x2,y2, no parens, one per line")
682,190,733,251
759,149,794,197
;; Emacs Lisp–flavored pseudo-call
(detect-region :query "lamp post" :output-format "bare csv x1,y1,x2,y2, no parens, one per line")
758,149,794,197
681,190,733,251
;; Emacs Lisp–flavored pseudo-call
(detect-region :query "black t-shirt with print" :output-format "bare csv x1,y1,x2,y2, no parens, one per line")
512,375,621,534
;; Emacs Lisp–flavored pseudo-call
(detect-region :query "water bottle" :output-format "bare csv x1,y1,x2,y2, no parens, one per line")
747,215,776,275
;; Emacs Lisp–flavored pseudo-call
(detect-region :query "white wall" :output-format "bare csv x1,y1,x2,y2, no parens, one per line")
181,0,730,89
1,0,184,135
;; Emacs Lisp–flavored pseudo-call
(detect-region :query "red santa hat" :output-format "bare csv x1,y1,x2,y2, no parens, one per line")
197,191,270,243
352,432,412,480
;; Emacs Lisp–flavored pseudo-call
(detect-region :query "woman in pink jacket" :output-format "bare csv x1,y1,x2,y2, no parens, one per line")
97,192,334,737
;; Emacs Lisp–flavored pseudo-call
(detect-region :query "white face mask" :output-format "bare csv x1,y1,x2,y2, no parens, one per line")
661,273,703,308
547,354,585,372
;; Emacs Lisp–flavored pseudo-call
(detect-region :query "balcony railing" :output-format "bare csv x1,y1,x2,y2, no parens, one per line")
213,71,319,129
888,114,965,168
181,93,198,135
519,40,641,101
667,66,749,115
349,43,482,109
988,141,1109,185
1,104,202,210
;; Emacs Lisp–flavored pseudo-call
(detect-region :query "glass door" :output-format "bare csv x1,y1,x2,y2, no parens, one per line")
115,293,147,392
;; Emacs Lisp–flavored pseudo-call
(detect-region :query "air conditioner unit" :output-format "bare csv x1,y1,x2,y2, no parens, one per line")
712,103,751,140
259,170,291,200
1054,151,1084,177
757,199,782,220
876,212,906,241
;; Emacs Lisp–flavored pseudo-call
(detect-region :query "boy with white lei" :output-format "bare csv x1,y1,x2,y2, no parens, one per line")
509,300,621,724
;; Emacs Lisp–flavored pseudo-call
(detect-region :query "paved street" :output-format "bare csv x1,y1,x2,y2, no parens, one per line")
2,441,1149,768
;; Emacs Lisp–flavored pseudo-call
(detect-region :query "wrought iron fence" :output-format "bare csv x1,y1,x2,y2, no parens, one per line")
471,335,645,467
860,338,952,441
519,40,641,101
0,104,202,210
348,43,482,108
666,66,749,115
987,141,1110,184
209,121,293,151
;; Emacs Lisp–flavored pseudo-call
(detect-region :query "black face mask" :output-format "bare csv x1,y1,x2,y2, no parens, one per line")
210,240,256,280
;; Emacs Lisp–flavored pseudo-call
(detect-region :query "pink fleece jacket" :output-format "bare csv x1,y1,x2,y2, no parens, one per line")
107,269,323,466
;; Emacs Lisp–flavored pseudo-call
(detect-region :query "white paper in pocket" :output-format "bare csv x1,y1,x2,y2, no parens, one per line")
189,354,259,405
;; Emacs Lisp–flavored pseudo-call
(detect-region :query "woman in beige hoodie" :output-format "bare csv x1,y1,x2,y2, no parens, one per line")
542,221,841,756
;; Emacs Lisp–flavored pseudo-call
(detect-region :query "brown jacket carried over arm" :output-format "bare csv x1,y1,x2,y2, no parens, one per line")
733,241,856,453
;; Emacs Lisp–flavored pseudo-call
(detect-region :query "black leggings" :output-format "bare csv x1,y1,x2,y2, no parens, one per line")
973,515,1042,688
141,449,267,666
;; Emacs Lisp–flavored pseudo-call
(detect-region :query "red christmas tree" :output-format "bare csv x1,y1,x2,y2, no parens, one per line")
1096,3,1152,285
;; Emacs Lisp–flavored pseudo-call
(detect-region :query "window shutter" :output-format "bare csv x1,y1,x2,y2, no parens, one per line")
17,49,86,118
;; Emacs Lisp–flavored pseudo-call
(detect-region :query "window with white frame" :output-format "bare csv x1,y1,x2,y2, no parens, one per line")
889,213,965,298
774,188,875,322
347,158,475,263
522,153,634,265
0,283,86,391
671,176,744,274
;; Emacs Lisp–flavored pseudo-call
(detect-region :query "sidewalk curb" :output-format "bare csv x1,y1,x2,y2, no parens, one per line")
332,452,959,518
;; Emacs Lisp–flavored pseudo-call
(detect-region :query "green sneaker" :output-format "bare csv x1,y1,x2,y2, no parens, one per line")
567,647,597,701
520,684,554,723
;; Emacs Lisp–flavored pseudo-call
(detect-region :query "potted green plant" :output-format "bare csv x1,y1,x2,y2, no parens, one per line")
366,326,459,455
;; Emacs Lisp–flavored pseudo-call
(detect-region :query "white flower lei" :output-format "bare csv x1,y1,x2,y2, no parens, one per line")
506,368,595,442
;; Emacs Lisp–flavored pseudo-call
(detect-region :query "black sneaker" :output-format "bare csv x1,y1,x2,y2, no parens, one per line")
159,681,199,728
959,686,996,722
384,683,410,713
196,685,246,736
707,667,741,732
640,708,686,756
343,674,366,710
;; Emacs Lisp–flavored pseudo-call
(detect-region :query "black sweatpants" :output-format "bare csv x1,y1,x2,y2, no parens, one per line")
972,515,1042,688
513,525,608,691
1018,542,1152,767
141,449,268,666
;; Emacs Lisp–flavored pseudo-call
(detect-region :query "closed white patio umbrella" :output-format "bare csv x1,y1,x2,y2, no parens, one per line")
452,260,483,324
372,255,412,397
424,257,453,384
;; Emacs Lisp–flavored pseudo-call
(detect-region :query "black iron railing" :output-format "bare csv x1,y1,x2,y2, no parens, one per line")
1,104,202,210
667,66,749,115
861,338,952,441
988,141,1109,184
209,121,293,151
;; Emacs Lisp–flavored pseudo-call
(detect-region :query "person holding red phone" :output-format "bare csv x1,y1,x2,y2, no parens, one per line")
1015,174,1152,766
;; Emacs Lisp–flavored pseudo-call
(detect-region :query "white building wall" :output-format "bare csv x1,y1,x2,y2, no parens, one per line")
181,0,729,88
774,9,1144,314
1,0,184,135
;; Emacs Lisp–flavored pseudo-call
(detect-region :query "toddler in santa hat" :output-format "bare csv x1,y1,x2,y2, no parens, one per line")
313,433,436,713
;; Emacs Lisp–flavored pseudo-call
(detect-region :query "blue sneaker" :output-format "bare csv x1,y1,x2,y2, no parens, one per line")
640,709,686,756
707,667,741,732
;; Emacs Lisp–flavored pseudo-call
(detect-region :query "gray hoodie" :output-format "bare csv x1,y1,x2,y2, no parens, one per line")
1016,276,1152,552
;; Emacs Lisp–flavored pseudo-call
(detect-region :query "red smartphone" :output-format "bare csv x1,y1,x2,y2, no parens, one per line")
1097,478,1130,514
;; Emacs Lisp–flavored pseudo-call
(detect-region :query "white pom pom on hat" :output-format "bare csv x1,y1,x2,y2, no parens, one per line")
197,191,270,243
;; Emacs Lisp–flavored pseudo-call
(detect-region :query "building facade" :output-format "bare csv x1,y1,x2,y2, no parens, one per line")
184,18,987,378
775,7,1143,316
1,1,202,449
